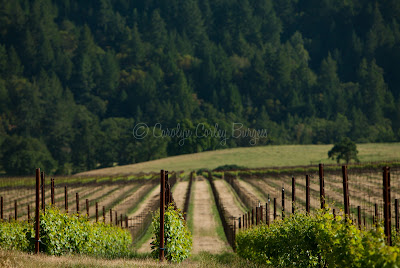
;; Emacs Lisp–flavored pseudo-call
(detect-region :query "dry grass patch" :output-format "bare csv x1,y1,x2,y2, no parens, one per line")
76,143,400,177
0,250,265,268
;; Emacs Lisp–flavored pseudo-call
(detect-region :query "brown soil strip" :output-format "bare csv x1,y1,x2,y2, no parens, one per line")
128,185,160,218
106,184,148,216
90,183,139,214
191,176,229,254
213,179,246,218
236,178,268,204
172,181,189,210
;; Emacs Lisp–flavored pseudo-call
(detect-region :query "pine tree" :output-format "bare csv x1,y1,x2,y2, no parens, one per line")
358,58,387,124
366,3,394,54
39,35,54,68
7,46,24,76
129,23,145,64
180,0,206,46
0,44,7,75
0,79,8,113
148,9,167,48
55,50,73,82
77,53,95,95
254,0,282,46
99,50,119,98
22,29,37,73
318,53,342,118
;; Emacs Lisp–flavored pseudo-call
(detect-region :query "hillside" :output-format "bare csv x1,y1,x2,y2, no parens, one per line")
1,0,400,175
76,143,400,176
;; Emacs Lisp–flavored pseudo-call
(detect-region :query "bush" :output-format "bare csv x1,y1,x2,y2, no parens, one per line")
213,164,246,171
151,204,192,263
236,209,400,267
0,220,32,251
37,207,131,257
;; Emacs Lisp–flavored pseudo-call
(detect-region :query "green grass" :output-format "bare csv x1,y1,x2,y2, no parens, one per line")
186,177,196,234
76,143,400,176
133,224,154,251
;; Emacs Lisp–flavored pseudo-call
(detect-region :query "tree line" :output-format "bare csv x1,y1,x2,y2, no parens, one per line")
0,0,399,175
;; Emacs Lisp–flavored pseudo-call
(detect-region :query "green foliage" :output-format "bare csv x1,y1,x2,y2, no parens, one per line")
1,135,57,175
0,221,32,251
0,207,131,258
1,0,400,175
213,164,246,171
328,137,359,164
151,204,192,263
31,207,131,258
236,209,400,267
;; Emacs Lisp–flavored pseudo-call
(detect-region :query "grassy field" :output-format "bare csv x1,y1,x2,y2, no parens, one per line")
0,250,262,268
76,143,400,176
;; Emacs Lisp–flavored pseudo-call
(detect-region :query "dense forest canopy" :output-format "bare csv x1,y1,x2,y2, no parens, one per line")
0,0,399,175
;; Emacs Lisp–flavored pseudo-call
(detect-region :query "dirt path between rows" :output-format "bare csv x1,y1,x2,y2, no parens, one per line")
214,179,246,219
172,181,188,210
192,176,229,254
105,184,149,217
138,177,231,254
237,178,268,204
128,185,160,218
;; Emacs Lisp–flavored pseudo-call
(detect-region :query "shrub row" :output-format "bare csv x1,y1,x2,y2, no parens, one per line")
236,208,400,267
0,221,31,251
151,204,192,263
0,207,131,258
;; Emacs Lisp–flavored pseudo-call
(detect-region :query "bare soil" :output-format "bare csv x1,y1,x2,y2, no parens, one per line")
191,177,229,254
236,179,268,204
109,184,151,217
128,185,159,218
213,179,246,219
172,181,189,210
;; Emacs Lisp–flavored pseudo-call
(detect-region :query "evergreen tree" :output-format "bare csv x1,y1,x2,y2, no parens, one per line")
0,0,399,175
317,53,342,118
7,46,24,76
99,50,119,99
0,44,6,75
180,0,206,46
358,58,387,124
129,23,145,64
148,9,167,48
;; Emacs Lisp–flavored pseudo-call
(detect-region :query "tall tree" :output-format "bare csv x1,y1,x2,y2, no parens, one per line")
148,9,167,48
358,58,387,124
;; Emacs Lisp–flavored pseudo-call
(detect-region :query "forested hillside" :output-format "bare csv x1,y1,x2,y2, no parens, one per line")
0,0,399,175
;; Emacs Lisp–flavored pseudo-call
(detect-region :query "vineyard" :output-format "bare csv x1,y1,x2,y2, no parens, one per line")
1,163,400,266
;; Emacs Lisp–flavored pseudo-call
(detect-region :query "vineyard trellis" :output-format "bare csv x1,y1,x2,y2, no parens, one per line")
0,169,174,254
232,164,398,246
206,171,236,251
1,163,399,255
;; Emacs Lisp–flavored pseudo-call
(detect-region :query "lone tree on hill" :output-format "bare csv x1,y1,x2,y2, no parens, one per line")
328,137,359,164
